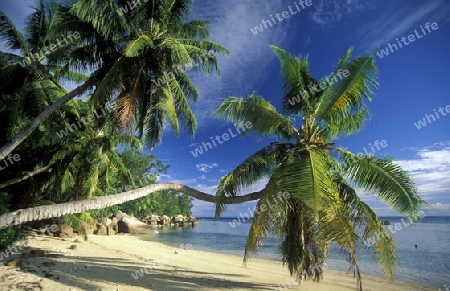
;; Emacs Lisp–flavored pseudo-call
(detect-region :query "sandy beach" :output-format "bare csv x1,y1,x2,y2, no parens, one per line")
0,233,435,291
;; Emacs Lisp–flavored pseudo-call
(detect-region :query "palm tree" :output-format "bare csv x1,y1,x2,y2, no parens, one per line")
35,122,141,204
0,0,93,159
0,0,88,156
0,0,91,201
65,0,228,147
0,0,228,159
0,0,229,238
0,182,263,230
212,46,425,289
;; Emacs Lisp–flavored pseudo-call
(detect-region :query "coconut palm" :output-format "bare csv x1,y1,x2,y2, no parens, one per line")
213,46,425,289
0,181,264,230
0,0,87,148
38,123,141,204
64,0,228,147
0,0,228,159
0,0,90,200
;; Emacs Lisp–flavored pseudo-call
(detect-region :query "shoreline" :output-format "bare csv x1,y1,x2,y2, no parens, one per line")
0,233,435,290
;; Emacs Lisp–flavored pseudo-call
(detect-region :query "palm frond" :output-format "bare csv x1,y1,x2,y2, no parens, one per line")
279,198,323,281
70,0,129,39
166,0,193,22
124,35,155,57
54,68,90,84
244,182,288,261
325,109,370,139
89,56,127,108
0,10,29,53
214,94,298,140
25,0,47,53
270,45,319,114
143,102,165,149
166,74,197,136
316,56,378,122
334,178,397,278
178,20,210,38
337,148,425,215
274,148,333,211
214,142,293,217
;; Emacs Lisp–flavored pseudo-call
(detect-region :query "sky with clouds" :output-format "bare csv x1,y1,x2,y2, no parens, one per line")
1,0,449,217
154,0,450,217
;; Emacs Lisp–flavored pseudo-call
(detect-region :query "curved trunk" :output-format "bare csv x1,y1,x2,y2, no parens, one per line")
0,76,97,160
0,164,50,189
0,183,263,230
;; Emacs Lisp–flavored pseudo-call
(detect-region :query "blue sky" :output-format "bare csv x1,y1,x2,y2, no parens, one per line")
1,0,449,217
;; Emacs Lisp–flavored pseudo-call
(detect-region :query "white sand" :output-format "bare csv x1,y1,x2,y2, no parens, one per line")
0,233,435,290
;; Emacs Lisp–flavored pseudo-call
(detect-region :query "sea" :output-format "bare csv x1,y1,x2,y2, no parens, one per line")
140,216,450,288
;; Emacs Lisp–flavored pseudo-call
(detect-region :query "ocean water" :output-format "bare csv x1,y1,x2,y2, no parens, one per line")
140,216,450,288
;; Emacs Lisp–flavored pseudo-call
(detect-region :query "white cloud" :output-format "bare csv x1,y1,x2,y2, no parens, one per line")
357,0,450,52
396,144,450,198
196,163,219,172
311,0,368,26
188,143,202,148
188,0,288,127
168,178,198,185
423,203,450,216
156,173,172,181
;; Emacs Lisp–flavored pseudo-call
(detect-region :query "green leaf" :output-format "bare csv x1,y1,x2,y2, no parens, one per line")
337,148,426,215
214,94,297,140
316,56,378,122
124,35,155,57
214,142,292,217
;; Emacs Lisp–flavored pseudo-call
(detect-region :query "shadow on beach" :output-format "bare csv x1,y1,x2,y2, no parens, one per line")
9,246,278,290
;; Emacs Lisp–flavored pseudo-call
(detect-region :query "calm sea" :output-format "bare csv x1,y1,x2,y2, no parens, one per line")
140,216,450,288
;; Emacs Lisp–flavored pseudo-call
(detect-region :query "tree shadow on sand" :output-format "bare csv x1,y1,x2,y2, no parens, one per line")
14,250,281,290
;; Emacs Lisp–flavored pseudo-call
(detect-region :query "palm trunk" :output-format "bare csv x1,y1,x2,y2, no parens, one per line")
0,183,263,230
0,164,51,189
0,76,97,160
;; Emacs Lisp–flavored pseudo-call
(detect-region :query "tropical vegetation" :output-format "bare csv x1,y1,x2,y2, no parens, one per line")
0,0,425,290
0,0,224,246
213,46,425,288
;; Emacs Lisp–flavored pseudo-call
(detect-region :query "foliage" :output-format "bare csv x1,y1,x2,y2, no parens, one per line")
214,46,425,288
0,227,25,252
0,192,25,251
52,0,229,148
110,148,193,217
60,212,96,240
89,206,120,219
0,0,205,223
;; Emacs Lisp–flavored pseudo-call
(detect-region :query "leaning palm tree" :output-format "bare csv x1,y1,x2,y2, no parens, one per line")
0,0,228,158
37,123,141,204
0,0,86,148
63,0,228,147
213,46,425,289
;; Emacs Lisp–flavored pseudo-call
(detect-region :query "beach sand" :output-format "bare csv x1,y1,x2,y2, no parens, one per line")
0,233,434,291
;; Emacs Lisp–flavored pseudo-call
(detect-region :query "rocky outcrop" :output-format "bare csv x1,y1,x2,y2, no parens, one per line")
94,217,117,236
82,222,95,235
117,214,153,234
141,214,159,226
111,217,118,232
26,212,198,238
96,225,108,236
46,224,75,238
139,214,198,227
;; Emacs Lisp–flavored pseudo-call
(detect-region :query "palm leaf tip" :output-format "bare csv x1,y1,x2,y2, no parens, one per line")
338,149,425,215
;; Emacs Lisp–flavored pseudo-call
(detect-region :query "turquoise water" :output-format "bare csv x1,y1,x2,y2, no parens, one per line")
140,216,450,287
